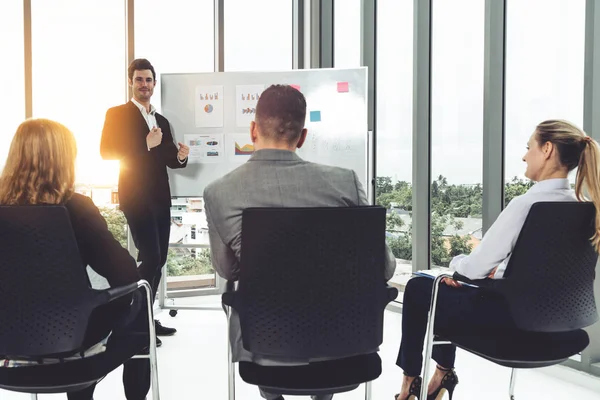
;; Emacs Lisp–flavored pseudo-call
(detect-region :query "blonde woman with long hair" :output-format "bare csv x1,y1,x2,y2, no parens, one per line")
395,120,600,400
0,119,149,400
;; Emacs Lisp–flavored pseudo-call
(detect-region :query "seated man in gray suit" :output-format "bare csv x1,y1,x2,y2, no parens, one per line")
203,84,396,400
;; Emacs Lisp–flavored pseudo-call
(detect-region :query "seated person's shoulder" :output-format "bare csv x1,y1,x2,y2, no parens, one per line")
308,162,358,181
66,192,95,209
204,167,246,200
64,193,105,225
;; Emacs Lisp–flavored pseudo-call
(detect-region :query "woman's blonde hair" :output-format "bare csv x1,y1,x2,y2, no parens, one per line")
0,118,77,205
536,119,600,251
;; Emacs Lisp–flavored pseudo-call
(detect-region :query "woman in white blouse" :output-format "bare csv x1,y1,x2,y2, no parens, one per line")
394,120,600,400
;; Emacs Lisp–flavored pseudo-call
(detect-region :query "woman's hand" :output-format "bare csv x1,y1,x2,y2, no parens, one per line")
487,266,498,279
441,277,462,288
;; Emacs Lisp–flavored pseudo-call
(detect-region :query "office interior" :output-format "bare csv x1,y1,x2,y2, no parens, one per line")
2,0,600,398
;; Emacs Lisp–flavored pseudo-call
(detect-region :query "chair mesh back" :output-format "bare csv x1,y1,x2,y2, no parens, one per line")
237,207,389,359
499,202,598,332
0,206,96,357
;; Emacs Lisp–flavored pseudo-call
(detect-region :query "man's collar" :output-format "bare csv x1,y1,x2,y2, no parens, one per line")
249,149,303,162
131,97,156,115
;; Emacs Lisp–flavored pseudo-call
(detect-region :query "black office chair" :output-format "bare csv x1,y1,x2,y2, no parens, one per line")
0,206,160,399
421,202,598,400
222,206,398,400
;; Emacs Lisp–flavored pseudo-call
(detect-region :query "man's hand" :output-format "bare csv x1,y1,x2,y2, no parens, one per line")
177,142,190,161
146,127,162,149
487,266,498,279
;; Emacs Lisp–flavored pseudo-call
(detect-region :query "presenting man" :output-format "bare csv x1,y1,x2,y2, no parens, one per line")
203,84,396,400
101,58,189,343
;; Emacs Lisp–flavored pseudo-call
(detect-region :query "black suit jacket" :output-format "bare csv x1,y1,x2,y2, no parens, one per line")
64,193,141,346
100,101,187,212
65,193,140,287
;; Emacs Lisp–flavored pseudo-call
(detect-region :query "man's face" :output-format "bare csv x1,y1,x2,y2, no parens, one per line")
129,69,155,103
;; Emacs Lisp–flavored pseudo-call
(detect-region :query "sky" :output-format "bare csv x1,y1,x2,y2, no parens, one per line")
0,0,586,186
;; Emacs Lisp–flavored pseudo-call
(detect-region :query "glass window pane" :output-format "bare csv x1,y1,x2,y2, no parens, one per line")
31,0,125,187
431,0,484,266
376,0,413,296
505,0,585,201
0,2,24,169
334,0,361,68
225,0,293,71
135,0,214,112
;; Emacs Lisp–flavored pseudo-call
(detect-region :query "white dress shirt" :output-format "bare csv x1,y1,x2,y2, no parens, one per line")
131,97,186,163
450,178,576,280
131,97,157,130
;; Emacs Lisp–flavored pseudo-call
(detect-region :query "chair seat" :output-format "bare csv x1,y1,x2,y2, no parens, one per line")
0,333,148,394
437,328,589,369
239,353,381,396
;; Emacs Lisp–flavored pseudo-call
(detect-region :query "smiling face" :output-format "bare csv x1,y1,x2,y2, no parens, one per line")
129,69,155,104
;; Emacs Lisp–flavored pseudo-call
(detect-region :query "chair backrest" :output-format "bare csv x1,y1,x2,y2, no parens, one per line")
0,206,99,357
498,201,598,332
235,206,394,359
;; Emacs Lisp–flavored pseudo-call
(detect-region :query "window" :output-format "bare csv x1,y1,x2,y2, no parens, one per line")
431,0,485,266
135,0,214,112
224,0,293,71
334,0,361,68
376,0,413,292
135,1,216,281
31,0,125,187
0,2,24,169
505,0,585,200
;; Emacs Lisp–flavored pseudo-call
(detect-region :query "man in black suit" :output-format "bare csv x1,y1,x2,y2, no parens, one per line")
101,59,189,343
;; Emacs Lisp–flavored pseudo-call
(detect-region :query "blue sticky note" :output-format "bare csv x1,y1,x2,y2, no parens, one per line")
310,110,321,122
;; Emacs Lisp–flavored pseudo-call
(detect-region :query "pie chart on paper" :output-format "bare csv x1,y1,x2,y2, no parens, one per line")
204,104,214,113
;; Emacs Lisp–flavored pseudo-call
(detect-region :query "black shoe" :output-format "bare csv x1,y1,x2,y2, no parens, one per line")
394,376,422,400
427,366,458,400
155,320,177,336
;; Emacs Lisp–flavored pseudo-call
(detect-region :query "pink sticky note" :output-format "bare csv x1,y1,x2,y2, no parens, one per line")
290,84,301,91
337,82,349,93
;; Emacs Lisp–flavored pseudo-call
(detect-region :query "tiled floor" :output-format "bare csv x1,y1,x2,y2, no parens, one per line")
3,296,600,399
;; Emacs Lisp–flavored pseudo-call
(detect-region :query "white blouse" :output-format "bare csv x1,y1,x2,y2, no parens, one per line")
450,178,577,280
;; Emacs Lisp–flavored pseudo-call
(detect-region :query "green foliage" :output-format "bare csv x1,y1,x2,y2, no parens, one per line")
504,176,534,207
166,248,214,277
449,234,473,257
98,207,128,248
386,234,412,260
378,175,533,266
386,212,404,232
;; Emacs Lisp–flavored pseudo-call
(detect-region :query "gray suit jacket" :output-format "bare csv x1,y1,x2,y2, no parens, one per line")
203,149,396,365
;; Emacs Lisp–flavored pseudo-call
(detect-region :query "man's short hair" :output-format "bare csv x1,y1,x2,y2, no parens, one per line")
128,58,156,81
255,84,307,145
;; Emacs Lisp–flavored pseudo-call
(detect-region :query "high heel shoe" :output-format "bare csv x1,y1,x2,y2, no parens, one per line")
427,366,458,400
394,376,422,400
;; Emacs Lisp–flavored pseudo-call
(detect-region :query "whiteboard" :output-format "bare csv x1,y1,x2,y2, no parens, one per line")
161,68,368,197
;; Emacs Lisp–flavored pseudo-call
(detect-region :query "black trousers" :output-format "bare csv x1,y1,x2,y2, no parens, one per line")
396,277,514,376
123,205,171,298
67,290,151,400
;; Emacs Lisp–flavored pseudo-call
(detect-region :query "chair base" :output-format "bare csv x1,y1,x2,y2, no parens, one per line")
0,333,147,395
438,328,589,369
239,353,381,396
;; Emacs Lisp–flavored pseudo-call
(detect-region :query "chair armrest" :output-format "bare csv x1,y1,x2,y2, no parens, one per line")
452,272,496,289
386,284,399,302
105,282,140,302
